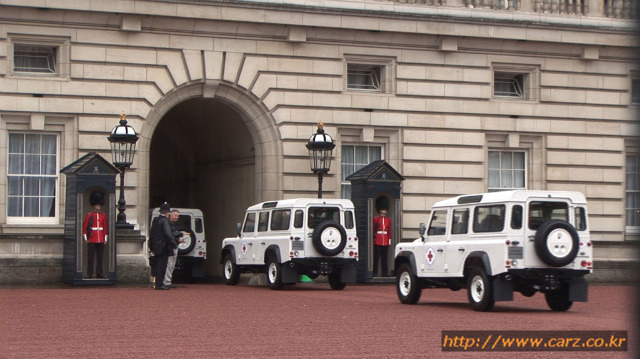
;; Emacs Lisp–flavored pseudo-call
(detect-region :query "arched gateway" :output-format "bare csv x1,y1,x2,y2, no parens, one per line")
138,81,282,278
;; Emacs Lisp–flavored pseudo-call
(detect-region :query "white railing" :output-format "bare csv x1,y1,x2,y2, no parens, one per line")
464,0,521,10
393,0,445,4
603,0,636,18
388,0,636,18
533,0,588,15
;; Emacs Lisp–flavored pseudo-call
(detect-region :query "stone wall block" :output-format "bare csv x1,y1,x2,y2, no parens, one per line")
157,50,189,86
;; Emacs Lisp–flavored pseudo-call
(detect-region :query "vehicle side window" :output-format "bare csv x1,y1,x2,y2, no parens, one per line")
574,207,587,231
294,210,304,228
258,211,269,232
528,201,568,229
451,209,468,234
344,210,354,229
427,210,447,235
270,209,291,231
511,205,523,229
195,218,203,233
243,212,256,233
473,205,505,233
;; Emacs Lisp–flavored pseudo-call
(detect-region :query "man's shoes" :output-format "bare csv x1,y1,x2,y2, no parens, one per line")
97,274,107,278
155,285,170,290
83,275,92,279
166,284,177,288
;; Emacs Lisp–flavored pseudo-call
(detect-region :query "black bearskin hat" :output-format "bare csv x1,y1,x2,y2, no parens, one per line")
89,190,105,206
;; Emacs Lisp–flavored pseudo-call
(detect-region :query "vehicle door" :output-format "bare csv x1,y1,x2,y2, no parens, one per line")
469,204,507,273
446,207,470,275
422,209,449,275
251,211,270,263
238,212,257,264
524,199,570,267
268,208,293,261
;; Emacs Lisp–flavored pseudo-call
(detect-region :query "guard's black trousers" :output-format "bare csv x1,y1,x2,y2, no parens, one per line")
373,244,389,277
87,242,105,277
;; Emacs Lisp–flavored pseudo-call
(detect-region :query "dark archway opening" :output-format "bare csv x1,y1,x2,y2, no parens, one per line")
150,98,255,279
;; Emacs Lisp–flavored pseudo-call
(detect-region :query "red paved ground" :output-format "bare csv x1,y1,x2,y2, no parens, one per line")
0,282,635,358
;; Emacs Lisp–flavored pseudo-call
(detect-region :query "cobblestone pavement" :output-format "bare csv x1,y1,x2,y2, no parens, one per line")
0,282,635,358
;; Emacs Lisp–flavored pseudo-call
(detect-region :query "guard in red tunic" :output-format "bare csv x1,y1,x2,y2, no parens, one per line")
372,208,392,277
82,190,108,279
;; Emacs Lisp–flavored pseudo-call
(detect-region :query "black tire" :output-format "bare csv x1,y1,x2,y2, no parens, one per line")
396,263,421,304
177,230,197,255
222,254,239,286
534,220,580,267
266,255,283,290
466,267,495,311
545,284,573,311
311,220,347,256
328,272,347,290
520,288,536,297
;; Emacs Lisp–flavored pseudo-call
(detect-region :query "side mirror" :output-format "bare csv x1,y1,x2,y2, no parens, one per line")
419,223,426,240
236,223,242,237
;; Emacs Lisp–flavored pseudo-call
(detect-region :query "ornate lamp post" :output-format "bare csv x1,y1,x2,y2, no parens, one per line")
306,122,335,198
107,112,139,229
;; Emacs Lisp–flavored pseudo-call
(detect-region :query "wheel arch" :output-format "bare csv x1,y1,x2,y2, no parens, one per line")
395,251,417,276
220,245,236,264
265,244,282,264
464,251,492,277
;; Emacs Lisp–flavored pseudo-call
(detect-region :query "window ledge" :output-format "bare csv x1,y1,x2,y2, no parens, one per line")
490,98,538,103
1,224,64,235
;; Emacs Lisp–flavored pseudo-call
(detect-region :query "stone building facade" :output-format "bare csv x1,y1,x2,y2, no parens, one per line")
0,0,637,284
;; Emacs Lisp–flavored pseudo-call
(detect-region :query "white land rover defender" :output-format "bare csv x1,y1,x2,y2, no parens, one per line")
221,198,359,290
395,190,593,311
149,208,207,279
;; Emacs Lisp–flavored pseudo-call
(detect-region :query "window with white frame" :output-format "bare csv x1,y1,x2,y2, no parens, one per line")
626,154,640,231
13,44,58,75
9,35,70,79
7,133,59,221
345,56,396,94
341,145,383,198
494,72,525,99
347,64,381,92
488,150,526,192
492,64,539,101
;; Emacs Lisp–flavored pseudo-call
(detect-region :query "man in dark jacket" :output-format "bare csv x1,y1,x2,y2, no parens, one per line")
163,209,184,288
150,202,174,290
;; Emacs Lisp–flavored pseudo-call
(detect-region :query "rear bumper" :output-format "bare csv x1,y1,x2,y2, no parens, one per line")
283,258,358,283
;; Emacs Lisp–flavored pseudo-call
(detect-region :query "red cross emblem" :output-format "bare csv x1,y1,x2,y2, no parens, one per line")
426,248,435,265
242,243,248,255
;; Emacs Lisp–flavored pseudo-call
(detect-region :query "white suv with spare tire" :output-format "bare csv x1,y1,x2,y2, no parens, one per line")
221,198,359,290
395,190,593,311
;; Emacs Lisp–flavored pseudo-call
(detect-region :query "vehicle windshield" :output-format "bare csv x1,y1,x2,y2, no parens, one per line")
528,201,568,229
307,206,340,228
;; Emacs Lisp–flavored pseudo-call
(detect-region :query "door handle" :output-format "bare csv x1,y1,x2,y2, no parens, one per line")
261,242,266,245
248,243,253,246
458,247,465,252
436,249,444,252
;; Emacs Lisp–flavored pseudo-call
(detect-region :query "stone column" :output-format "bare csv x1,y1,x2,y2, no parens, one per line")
587,0,604,16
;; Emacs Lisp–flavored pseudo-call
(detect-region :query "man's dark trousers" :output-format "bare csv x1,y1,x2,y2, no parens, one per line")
154,252,169,288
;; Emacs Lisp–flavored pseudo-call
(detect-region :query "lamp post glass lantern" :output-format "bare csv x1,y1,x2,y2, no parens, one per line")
306,122,335,198
108,112,138,229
